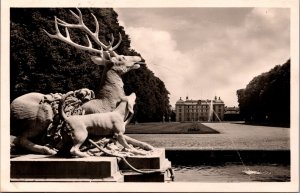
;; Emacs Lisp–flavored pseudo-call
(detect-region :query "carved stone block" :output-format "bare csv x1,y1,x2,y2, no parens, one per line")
11,154,123,182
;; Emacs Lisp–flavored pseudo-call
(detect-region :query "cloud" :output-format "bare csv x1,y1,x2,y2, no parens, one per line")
185,8,290,104
126,26,196,106
118,8,290,107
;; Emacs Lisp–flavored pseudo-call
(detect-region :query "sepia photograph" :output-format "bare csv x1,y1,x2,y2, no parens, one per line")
1,0,299,192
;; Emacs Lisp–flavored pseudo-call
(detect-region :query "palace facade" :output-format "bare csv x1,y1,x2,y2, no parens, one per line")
224,106,241,121
175,96,225,122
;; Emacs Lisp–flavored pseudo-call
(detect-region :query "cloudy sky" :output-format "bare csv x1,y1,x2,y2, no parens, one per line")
115,8,290,107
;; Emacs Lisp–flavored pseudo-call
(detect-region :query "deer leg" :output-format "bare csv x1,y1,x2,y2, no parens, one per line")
17,120,57,155
116,133,149,156
114,122,154,151
123,135,154,151
116,132,132,149
18,136,57,155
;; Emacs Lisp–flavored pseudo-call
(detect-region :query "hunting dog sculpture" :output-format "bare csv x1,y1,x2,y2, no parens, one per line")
60,92,136,157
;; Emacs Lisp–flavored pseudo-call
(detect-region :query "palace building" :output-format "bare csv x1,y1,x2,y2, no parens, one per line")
224,106,241,121
175,96,225,122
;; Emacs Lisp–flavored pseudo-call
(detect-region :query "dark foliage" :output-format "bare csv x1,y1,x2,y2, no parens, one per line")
123,64,171,122
236,59,290,127
10,8,171,122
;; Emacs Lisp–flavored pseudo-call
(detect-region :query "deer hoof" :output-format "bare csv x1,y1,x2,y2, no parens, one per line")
42,147,57,155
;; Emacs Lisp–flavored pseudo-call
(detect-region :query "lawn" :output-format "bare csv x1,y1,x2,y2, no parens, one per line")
126,122,219,134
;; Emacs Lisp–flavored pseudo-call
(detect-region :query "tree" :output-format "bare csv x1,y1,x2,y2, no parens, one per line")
236,59,290,127
10,8,171,122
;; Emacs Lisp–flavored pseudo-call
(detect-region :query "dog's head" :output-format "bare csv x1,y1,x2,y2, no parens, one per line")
120,93,136,114
126,93,136,114
74,88,95,102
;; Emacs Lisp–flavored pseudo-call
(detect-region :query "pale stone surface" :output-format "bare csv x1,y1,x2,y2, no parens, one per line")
10,148,171,182
119,148,166,170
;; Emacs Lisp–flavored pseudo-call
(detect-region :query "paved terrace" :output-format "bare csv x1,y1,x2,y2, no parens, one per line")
128,122,290,150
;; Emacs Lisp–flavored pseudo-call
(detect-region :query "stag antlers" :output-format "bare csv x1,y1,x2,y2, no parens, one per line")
44,8,121,58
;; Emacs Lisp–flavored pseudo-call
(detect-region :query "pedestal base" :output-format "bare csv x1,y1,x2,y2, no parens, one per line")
11,154,123,182
10,148,172,182
122,159,172,182
119,148,166,170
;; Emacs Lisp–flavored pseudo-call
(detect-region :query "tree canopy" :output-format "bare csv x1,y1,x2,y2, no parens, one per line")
236,59,290,127
10,8,171,122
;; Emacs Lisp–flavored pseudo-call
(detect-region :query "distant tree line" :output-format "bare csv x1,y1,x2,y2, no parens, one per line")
237,59,290,127
10,8,171,122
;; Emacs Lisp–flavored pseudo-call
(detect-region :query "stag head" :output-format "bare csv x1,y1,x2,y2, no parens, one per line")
44,8,144,74
91,55,142,75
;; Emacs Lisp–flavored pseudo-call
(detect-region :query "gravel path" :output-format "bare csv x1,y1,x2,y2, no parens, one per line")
128,122,290,150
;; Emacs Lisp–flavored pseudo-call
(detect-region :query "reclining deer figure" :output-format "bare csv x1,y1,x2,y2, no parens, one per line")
11,8,153,155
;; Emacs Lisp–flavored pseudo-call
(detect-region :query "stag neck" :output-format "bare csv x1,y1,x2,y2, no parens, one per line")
114,100,128,116
96,69,125,99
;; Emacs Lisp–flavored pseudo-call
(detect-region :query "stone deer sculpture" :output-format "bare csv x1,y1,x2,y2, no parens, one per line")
11,8,152,155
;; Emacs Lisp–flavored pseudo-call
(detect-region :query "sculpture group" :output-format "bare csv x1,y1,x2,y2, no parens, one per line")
11,8,154,157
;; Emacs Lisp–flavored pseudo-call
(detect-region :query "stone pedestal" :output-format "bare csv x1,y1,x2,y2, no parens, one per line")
10,148,172,182
119,148,166,170
11,154,123,182
122,159,172,182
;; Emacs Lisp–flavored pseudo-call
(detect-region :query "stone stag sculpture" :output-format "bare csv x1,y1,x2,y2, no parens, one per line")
11,8,153,155
44,8,143,115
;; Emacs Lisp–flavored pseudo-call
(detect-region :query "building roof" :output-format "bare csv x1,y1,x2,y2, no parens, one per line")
176,96,224,105
176,97,185,104
224,106,240,114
